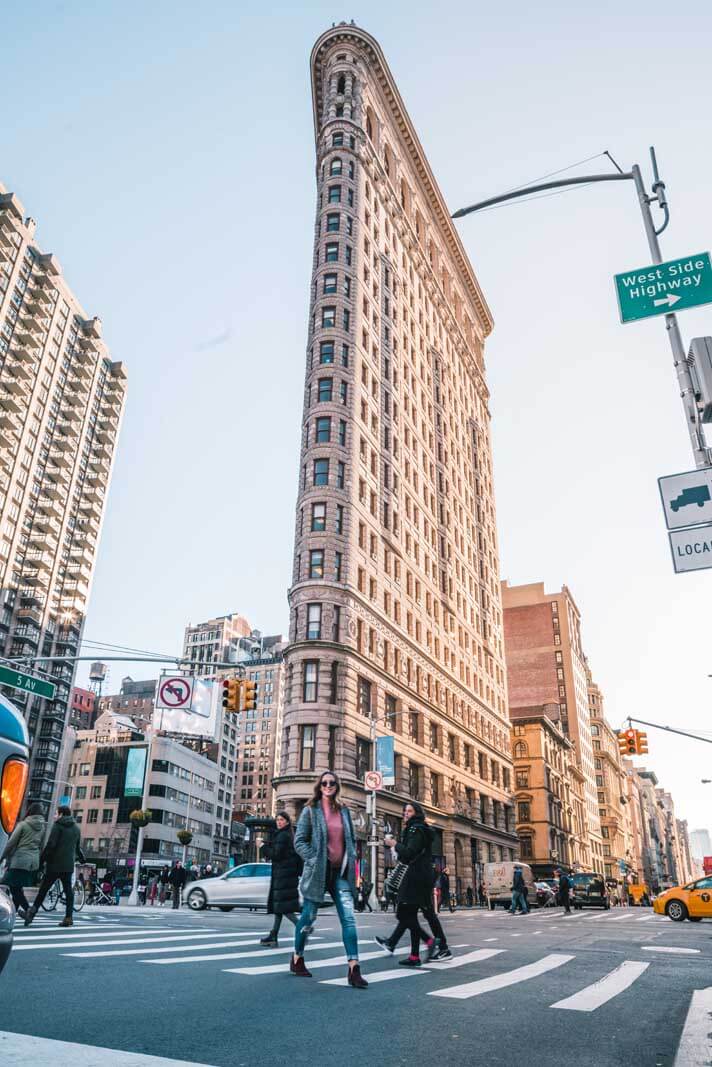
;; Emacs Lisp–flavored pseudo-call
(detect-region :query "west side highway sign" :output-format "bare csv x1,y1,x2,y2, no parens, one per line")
615,252,712,323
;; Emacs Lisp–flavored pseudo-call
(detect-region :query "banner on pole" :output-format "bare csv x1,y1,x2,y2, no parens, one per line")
376,735,395,786
124,747,147,797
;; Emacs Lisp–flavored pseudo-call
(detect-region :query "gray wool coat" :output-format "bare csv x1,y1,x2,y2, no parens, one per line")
0,813,45,871
293,802,358,904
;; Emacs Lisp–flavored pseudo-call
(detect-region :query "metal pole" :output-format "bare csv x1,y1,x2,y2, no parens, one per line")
631,164,710,469
369,714,378,909
182,792,191,865
128,731,153,906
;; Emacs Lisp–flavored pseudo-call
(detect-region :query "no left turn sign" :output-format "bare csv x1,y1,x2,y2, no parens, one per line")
156,675,194,710
364,770,383,791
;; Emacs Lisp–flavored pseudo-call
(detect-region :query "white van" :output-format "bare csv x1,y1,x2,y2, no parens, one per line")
483,861,537,910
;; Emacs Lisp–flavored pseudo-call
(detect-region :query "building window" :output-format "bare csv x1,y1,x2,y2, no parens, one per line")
87,809,98,823
320,340,335,363
329,661,339,704
300,725,316,770
408,761,420,799
303,662,318,702
385,694,397,729
326,213,340,232
519,836,533,859
102,809,113,823
307,603,322,640
513,742,528,759
315,416,331,442
334,551,343,581
313,459,329,486
325,243,339,263
431,772,440,807
329,158,342,176
336,462,345,489
341,343,350,366
338,419,347,446
518,801,531,823
318,378,333,403
323,273,338,294
335,505,344,534
357,676,372,717
339,381,348,405
332,132,343,147
328,725,337,768
311,502,326,531
75,786,86,799
322,306,336,328
309,549,324,578
356,737,372,779
328,185,341,203
515,770,529,788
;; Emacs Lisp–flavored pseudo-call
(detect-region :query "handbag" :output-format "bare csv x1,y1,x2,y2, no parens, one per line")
384,861,409,896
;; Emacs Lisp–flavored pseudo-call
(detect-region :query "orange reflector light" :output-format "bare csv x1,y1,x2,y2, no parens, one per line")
1,757,29,834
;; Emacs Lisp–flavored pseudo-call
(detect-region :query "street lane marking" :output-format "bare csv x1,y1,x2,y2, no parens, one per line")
145,938,349,966
483,938,498,942
635,916,656,921
428,953,575,1000
12,932,227,951
66,935,266,958
610,914,635,921
224,944,397,976
0,1030,218,1066
551,961,650,1012
425,948,503,970
322,968,428,986
674,986,712,1066
642,946,701,955
14,926,202,940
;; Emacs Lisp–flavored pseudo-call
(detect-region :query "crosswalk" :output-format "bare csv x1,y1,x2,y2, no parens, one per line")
9,915,696,1016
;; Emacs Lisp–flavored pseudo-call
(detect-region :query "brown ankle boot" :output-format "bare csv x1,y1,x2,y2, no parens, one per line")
348,963,368,988
290,955,312,977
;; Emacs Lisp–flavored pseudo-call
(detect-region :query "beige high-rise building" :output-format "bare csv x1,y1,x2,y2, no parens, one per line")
275,24,516,898
587,670,629,883
502,581,602,870
0,182,126,810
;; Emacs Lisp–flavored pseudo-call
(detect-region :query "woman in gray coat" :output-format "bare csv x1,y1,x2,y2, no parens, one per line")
291,771,367,988
0,803,45,917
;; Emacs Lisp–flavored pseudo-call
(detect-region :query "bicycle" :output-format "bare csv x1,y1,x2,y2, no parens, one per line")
40,875,86,913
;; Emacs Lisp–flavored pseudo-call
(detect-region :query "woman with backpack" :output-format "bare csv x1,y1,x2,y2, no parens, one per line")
291,771,367,988
259,812,301,947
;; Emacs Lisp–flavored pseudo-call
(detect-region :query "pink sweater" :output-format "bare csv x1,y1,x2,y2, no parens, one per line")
322,799,345,867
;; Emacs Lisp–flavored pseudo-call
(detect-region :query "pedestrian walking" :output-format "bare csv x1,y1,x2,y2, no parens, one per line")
158,866,169,905
361,877,374,912
556,868,571,915
440,867,455,913
466,885,474,908
260,812,301,947
168,860,187,908
25,805,84,927
291,771,367,987
377,801,452,965
148,873,159,905
510,864,529,915
0,802,45,919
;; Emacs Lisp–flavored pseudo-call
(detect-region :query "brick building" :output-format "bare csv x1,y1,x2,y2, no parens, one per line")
68,686,96,730
275,24,517,899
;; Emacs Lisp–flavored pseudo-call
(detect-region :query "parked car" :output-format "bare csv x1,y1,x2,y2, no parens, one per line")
571,872,610,909
535,881,557,907
0,694,30,973
185,862,273,911
654,875,712,922
483,862,537,909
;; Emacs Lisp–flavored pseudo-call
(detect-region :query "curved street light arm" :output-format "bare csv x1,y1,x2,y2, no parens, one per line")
451,172,634,219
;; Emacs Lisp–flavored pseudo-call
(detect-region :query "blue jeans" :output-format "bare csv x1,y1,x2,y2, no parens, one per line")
510,890,528,914
294,874,359,961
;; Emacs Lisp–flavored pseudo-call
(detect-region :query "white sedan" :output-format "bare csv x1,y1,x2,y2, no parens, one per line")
185,863,272,912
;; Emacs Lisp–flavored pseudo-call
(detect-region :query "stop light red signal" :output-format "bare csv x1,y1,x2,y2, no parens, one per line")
222,678,241,713
617,729,637,755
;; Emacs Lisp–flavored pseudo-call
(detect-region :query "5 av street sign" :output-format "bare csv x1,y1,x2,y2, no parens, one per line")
615,252,712,323
0,664,56,700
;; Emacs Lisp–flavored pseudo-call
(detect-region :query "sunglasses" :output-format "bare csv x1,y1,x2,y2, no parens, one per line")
321,779,337,787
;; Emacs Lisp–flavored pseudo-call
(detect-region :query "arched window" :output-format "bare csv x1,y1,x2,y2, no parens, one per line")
330,158,342,176
384,143,394,179
337,74,346,95
513,741,528,759
366,106,375,142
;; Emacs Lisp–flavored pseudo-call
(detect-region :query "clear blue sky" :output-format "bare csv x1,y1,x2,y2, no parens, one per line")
3,1,712,836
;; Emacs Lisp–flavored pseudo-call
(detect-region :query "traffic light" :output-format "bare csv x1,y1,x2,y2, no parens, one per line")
222,678,241,713
619,728,637,755
617,732,629,756
241,679,257,711
637,730,648,755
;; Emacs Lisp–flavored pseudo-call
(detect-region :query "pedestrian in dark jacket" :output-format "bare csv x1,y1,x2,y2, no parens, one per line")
556,868,571,914
168,861,187,908
0,803,45,918
510,865,529,915
260,813,301,947
25,806,84,927
292,771,367,987
377,802,452,966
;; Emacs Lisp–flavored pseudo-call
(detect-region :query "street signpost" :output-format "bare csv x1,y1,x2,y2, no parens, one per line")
364,770,383,791
156,674,194,710
658,467,712,530
0,664,55,700
668,526,712,574
615,252,712,323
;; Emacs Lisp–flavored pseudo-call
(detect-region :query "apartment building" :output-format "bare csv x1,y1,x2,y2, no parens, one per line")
510,704,588,876
182,613,252,674
68,720,218,869
0,183,126,810
233,636,286,817
587,670,630,884
275,25,517,897
68,685,96,730
96,675,156,733
502,581,602,870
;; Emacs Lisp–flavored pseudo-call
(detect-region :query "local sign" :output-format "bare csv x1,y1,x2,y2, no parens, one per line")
0,664,56,700
668,525,712,574
615,252,712,323
364,770,383,791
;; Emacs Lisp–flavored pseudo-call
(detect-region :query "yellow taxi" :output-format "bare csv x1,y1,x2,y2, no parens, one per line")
654,875,712,922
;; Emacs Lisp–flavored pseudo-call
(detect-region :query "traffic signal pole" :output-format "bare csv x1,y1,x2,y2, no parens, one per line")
625,715,712,746
453,148,712,470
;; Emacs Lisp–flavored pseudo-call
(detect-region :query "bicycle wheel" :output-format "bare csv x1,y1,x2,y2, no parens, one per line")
73,881,85,911
40,880,60,912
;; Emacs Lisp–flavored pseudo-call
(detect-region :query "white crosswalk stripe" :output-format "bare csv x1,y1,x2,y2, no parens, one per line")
224,943,398,976
429,953,575,1000
674,986,712,1066
67,936,283,959
144,938,345,966
14,925,197,939
13,932,226,952
551,961,650,1012
320,945,482,985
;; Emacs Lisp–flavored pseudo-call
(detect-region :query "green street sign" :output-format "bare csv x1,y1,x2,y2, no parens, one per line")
615,251,712,323
0,664,56,700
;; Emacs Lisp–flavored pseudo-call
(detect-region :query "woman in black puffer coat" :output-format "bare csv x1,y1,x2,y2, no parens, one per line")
377,801,436,966
260,812,301,947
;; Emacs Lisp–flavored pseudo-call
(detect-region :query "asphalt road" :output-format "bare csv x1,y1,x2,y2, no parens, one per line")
1,902,711,1067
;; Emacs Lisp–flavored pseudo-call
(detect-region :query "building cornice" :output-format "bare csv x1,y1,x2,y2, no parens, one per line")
310,24,494,337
